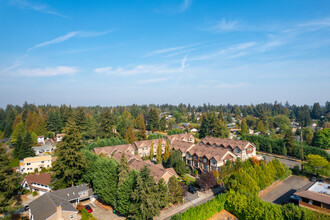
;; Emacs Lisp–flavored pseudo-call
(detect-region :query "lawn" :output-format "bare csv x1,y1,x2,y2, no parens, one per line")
183,174,196,185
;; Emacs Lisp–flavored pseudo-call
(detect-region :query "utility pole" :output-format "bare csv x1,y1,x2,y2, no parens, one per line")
301,127,304,172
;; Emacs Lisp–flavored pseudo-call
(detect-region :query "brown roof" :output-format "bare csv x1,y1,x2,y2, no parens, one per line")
167,133,194,143
202,136,252,150
128,158,178,183
25,173,51,186
133,139,167,149
171,140,195,153
24,155,52,163
188,143,234,161
294,182,330,205
93,144,134,155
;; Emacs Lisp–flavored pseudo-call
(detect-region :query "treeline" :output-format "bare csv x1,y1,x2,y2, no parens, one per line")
82,150,185,220
242,134,330,161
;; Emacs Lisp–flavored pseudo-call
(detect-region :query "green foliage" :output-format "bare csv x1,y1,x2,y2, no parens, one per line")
292,165,300,175
116,170,137,216
156,139,162,164
51,119,87,189
312,128,330,149
199,112,229,139
8,158,19,168
167,129,185,135
168,176,184,204
124,126,137,144
0,145,21,213
171,193,227,220
241,118,249,135
86,137,128,151
98,108,116,138
273,115,290,133
13,131,35,160
304,154,330,176
302,127,314,146
148,133,165,140
147,108,160,132
32,191,38,196
164,150,186,176
224,169,260,195
81,208,97,220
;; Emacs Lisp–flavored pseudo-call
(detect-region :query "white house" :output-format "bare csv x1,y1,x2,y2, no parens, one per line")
20,155,52,174
21,173,51,195
37,136,45,145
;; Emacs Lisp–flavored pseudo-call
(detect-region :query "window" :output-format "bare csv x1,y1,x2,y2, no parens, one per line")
194,156,197,160
27,163,31,166
79,191,86,196
41,161,44,163
204,158,207,163
70,214,74,219
224,159,227,164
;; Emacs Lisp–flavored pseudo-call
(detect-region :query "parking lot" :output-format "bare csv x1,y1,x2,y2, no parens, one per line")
261,175,311,204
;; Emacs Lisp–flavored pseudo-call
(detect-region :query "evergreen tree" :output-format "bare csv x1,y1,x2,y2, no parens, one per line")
149,142,154,160
117,170,136,216
147,108,160,131
303,127,314,146
160,116,167,131
13,132,23,159
124,126,137,144
129,166,161,220
241,118,249,135
11,120,25,145
52,119,87,189
117,153,129,187
156,139,162,164
162,140,171,163
284,129,295,155
311,103,322,120
256,120,265,132
0,145,21,213
20,132,35,159
168,176,184,204
136,113,146,140
99,109,116,138
199,112,229,138
157,178,170,208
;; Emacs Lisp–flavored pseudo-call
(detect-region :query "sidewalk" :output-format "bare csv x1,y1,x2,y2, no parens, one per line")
154,187,222,220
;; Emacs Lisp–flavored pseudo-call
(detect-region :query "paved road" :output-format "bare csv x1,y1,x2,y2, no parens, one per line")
261,175,311,204
260,153,301,169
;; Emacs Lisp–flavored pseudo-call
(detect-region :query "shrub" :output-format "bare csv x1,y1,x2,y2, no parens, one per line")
292,165,300,175
32,191,38,196
192,169,197,176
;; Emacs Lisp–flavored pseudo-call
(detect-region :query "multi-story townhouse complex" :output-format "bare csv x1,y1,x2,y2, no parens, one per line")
19,155,52,174
133,139,167,158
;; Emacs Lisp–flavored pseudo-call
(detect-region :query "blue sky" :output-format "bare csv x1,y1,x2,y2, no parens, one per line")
0,0,330,107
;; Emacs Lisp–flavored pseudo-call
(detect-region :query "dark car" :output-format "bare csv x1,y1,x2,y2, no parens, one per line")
318,178,325,183
310,177,317,182
188,186,197,194
85,205,93,213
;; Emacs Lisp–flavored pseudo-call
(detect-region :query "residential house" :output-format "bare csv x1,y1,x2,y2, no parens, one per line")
28,184,93,220
37,136,45,145
133,139,167,158
56,133,65,142
167,133,195,143
170,140,195,160
21,173,51,195
20,155,52,174
32,144,54,155
201,137,256,161
294,181,330,213
93,144,139,162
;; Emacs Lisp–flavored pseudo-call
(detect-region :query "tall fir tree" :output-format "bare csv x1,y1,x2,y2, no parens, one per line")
284,129,295,155
52,119,87,189
136,113,146,140
149,142,154,160
20,131,35,159
156,139,162,164
124,126,137,144
117,153,130,187
99,108,116,138
241,118,249,135
117,170,137,216
162,140,171,164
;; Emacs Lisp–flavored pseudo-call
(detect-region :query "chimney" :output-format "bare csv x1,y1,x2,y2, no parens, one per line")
56,206,64,220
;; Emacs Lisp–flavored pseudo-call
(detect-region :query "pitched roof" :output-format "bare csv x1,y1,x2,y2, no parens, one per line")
133,139,167,149
128,158,178,183
167,133,194,143
171,140,195,153
25,173,51,186
188,143,234,161
50,183,92,201
23,155,52,163
201,136,252,150
93,144,134,155
294,182,330,205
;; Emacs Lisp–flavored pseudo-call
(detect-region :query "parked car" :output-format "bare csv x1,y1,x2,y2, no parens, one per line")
85,205,93,213
318,178,325,183
188,186,197,194
310,177,316,182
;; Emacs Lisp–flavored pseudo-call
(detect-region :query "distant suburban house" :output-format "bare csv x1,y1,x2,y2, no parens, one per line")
294,181,330,213
28,184,93,220
19,155,52,174
167,133,195,143
56,133,65,142
32,145,54,155
37,136,45,145
21,173,51,195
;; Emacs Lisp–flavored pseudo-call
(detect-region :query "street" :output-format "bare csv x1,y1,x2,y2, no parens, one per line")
259,152,302,169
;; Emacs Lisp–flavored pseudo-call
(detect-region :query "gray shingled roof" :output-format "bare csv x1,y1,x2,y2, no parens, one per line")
28,184,92,220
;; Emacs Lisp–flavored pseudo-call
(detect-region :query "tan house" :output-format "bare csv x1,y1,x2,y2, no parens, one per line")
133,139,167,158
167,133,195,143
28,184,93,220
20,155,52,174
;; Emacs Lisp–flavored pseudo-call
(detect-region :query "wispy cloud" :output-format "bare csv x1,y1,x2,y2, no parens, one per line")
28,30,112,52
145,43,201,57
180,0,192,12
11,0,68,18
9,66,78,77
95,56,188,75
200,18,238,32
138,78,169,84
191,42,256,61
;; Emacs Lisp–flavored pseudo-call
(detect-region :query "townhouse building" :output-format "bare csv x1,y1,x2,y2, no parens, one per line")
20,155,52,174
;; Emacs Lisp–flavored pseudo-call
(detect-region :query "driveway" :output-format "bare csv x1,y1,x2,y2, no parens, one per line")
261,175,311,204
88,201,124,220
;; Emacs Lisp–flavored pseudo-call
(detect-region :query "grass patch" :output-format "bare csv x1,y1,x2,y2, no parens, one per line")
9,158,19,168
183,174,196,185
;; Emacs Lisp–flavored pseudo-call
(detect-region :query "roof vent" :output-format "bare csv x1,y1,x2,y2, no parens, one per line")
67,194,69,196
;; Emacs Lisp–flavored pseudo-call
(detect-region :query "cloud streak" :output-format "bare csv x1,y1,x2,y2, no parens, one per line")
11,0,68,18
28,30,112,51
95,56,188,76
138,78,169,84
14,66,78,77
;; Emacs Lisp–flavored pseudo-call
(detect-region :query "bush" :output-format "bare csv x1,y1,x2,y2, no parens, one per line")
32,191,38,196
292,165,300,175
22,189,30,195
81,208,96,220
192,169,197,176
